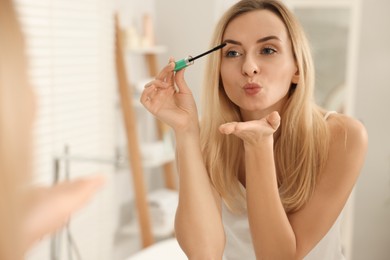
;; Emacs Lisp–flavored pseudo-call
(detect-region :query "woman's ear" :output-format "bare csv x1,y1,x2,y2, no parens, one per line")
291,67,299,84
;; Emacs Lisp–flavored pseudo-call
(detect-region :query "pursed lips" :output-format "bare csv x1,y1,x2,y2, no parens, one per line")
243,83,262,95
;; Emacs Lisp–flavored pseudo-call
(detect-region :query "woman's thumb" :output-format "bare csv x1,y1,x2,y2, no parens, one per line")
267,111,281,130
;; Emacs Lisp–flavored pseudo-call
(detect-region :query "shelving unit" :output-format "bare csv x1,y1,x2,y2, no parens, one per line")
114,15,177,248
126,45,176,190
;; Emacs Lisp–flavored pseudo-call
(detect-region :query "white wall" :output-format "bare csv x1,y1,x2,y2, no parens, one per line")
353,0,390,258
154,0,217,105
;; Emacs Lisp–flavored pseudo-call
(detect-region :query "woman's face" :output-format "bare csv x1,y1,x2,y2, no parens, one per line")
221,10,298,121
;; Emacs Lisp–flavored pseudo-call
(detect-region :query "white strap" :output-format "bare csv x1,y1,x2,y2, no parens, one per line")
324,111,337,121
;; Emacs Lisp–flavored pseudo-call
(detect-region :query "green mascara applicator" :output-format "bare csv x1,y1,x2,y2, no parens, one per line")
174,42,227,72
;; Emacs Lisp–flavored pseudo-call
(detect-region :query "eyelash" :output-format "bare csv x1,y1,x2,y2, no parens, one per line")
262,47,277,55
225,50,241,57
224,47,277,57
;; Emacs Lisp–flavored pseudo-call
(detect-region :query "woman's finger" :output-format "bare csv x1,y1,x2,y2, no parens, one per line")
141,86,159,104
144,79,170,89
141,84,157,105
266,111,281,130
140,78,177,107
164,58,175,86
156,61,175,81
219,122,239,135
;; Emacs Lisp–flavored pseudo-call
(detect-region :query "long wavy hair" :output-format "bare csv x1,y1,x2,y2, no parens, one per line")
0,0,34,258
200,0,329,213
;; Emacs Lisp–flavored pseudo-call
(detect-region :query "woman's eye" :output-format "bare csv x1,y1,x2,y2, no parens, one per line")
261,47,277,55
225,50,241,57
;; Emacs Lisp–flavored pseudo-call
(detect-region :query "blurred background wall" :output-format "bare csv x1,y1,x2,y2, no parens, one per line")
353,0,390,259
14,0,390,259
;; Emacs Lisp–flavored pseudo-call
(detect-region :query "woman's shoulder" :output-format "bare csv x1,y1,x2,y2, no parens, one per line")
326,113,368,164
327,113,367,143
316,113,368,196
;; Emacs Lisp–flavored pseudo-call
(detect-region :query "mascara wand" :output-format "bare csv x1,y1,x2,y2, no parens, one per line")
174,42,227,72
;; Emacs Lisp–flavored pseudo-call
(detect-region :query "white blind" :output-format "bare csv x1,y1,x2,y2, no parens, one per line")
15,0,117,185
14,0,120,259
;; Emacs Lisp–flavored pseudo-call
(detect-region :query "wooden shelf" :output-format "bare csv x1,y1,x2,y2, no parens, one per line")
142,150,175,169
115,14,177,249
120,219,174,239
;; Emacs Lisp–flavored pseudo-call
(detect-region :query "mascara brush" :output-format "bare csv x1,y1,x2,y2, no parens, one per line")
174,42,227,72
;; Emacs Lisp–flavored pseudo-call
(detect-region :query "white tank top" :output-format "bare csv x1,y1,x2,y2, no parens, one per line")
222,198,345,259
222,111,344,260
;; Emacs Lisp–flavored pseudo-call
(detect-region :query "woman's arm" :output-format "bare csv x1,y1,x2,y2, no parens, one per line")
174,131,225,260
141,62,225,259
221,111,294,258
220,112,367,259
244,129,296,259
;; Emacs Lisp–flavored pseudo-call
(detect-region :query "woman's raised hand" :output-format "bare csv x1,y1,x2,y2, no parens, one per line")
219,111,281,146
140,58,199,133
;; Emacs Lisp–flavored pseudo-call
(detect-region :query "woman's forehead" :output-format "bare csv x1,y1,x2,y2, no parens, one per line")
223,10,289,43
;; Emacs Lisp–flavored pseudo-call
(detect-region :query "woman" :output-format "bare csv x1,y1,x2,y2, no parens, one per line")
141,0,367,259
0,0,104,258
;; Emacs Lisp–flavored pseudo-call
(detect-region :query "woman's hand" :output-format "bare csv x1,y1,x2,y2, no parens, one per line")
22,175,105,250
219,111,281,146
140,58,199,134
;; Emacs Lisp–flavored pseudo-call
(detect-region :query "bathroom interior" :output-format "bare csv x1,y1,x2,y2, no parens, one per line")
12,0,390,259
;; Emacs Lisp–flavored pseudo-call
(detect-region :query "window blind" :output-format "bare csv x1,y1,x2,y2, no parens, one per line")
15,0,116,184
14,1,118,259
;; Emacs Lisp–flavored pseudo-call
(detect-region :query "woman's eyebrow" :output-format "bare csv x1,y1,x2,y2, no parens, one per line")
223,39,242,45
223,35,281,45
257,35,281,43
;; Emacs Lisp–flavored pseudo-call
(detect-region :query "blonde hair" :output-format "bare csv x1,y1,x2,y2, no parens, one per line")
0,0,34,258
200,0,329,213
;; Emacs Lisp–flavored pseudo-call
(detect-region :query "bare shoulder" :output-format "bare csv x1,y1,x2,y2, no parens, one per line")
327,113,368,151
326,113,368,179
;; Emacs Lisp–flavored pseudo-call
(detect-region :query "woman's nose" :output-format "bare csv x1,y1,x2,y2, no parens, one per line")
242,55,259,77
